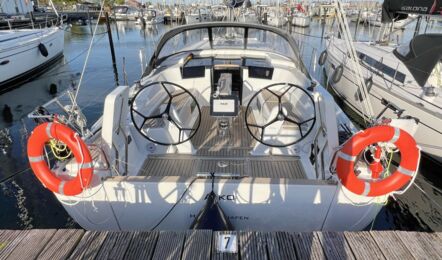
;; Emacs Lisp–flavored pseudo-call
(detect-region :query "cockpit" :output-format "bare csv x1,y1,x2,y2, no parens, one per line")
127,23,318,154
97,22,334,180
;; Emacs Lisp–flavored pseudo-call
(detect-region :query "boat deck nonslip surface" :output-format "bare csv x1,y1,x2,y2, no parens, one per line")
191,107,257,156
0,229,441,260
139,154,306,179
140,106,306,179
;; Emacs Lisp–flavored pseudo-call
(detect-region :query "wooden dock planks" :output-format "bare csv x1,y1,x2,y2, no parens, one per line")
0,229,440,259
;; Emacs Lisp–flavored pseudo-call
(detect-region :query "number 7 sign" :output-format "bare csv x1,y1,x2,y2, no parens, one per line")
216,233,238,253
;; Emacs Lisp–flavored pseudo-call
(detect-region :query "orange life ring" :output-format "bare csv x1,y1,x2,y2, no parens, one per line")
27,122,93,196
336,125,419,197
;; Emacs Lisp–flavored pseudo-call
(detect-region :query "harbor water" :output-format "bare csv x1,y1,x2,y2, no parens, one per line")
0,18,441,231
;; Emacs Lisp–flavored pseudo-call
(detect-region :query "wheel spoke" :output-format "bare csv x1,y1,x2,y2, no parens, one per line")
247,123,264,129
280,84,293,96
284,117,300,126
133,109,147,119
161,82,173,98
266,88,280,98
145,114,164,120
181,127,196,131
172,91,187,98
300,117,315,125
262,117,279,128
168,117,183,131
131,81,201,146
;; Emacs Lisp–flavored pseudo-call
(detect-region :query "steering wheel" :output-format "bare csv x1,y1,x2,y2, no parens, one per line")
245,83,316,147
130,81,201,145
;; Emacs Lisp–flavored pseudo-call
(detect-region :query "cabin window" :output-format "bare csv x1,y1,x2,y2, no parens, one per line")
358,52,406,84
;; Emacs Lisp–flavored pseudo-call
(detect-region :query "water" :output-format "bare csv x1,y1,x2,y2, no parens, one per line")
0,18,441,231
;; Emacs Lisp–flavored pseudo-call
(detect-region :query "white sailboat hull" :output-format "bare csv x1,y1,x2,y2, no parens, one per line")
145,15,164,25
186,14,212,24
292,15,311,27
57,176,382,231
0,27,64,90
267,17,287,27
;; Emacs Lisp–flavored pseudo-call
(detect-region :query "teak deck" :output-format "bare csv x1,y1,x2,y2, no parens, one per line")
0,229,441,260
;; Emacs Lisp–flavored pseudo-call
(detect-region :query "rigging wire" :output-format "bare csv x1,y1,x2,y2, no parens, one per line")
0,168,31,184
72,0,106,110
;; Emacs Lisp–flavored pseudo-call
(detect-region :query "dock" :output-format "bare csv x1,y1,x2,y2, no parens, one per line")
0,229,441,259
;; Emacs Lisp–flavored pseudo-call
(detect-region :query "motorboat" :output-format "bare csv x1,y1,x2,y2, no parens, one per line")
292,13,310,27
0,27,64,92
211,5,228,21
27,23,421,231
144,9,165,25
264,7,287,27
113,5,139,21
185,8,212,24
291,4,311,27
237,8,258,23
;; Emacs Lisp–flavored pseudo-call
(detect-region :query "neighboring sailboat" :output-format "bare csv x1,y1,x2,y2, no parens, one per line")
291,3,311,27
323,0,442,162
0,8,64,93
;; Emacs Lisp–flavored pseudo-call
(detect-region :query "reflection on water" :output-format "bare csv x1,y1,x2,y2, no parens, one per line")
0,18,441,230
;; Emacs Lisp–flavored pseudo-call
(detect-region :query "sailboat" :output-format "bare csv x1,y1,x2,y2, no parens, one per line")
144,8,165,25
323,0,442,163
0,2,64,93
266,4,287,27
291,3,311,27
26,20,421,231
185,7,213,24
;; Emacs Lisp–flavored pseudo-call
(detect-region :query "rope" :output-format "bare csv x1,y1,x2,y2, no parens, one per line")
49,139,72,160
150,177,198,231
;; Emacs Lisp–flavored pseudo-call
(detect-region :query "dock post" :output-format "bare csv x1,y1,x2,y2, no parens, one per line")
105,12,119,86
354,10,361,39
87,7,93,34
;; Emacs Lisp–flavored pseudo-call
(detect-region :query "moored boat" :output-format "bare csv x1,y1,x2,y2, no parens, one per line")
0,27,64,93
27,23,420,232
